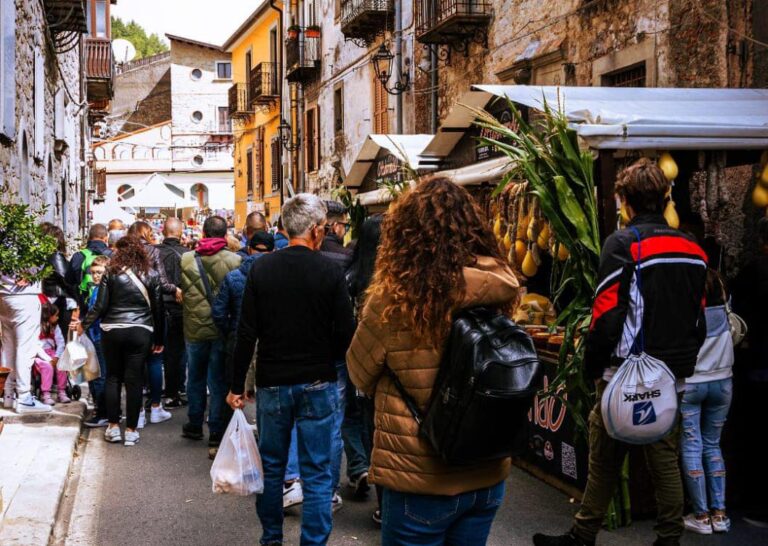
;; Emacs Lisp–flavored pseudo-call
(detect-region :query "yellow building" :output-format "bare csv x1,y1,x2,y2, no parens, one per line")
223,2,283,228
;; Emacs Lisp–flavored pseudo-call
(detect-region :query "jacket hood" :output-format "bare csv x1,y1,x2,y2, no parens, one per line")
458,256,520,309
86,240,110,254
238,253,261,275
196,237,228,256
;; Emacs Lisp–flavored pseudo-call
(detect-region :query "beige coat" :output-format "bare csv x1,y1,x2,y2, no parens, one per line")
347,256,520,496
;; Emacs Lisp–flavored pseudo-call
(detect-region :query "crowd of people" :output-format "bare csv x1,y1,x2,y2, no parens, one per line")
0,159,765,544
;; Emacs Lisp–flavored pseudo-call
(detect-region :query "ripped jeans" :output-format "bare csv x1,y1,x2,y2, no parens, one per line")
681,378,732,515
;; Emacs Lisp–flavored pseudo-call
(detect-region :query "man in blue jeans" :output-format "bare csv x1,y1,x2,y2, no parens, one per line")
227,194,355,546
180,216,241,451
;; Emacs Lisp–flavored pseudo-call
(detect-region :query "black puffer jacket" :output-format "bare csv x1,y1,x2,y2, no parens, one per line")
82,269,165,345
43,251,78,300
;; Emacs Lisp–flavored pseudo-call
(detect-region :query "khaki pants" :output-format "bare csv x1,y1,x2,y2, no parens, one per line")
573,381,684,545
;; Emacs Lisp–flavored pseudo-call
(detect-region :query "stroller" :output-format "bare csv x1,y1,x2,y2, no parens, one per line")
31,362,82,402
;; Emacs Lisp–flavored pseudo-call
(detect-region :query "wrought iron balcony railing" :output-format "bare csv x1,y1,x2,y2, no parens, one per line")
285,32,321,83
249,62,280,105
228,83,249,117
415,0,491,45
340,0,394,44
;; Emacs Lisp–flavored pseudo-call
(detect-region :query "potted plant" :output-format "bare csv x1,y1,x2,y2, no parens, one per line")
287,25,301,40
305,24,321,39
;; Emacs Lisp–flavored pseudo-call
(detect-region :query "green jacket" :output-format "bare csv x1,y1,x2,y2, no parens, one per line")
180,250,241,342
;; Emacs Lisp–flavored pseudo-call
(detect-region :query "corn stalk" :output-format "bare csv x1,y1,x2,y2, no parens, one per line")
470,95,601,433
331,185,367,240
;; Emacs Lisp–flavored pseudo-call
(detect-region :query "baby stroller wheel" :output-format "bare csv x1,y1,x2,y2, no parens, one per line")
69,383,82,401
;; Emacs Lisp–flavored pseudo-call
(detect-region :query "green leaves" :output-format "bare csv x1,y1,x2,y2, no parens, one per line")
0,201,56,283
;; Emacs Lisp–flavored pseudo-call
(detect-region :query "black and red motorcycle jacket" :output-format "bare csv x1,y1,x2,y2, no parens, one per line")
585,213,708,380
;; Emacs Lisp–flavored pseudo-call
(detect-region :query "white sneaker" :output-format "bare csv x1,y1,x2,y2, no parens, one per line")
283,481,303,509
104,427,122,443
712,514,731,533
684,514,713,535
332,492,343,513
124,430,140,446
15,393,52,414
150,405,172,424
137,408,146,429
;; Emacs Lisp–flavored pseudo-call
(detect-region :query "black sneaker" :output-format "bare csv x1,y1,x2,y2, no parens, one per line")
182,422,204,440
164,396,187,408
533,532,594,546
208,431,223,448
84,414,109,428
349,472,370,497
372,509,382,527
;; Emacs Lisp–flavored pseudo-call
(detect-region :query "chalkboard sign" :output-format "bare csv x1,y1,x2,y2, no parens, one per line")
475,101,526,162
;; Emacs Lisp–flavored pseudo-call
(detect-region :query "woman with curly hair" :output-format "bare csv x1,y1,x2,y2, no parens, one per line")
347,178,520,544
77,236,165,446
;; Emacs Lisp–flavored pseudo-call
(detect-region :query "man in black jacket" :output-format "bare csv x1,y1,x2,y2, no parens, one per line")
66,224,113,312
320,201,353,272
534,159,707,546
227,193,355,546
156,218,188,407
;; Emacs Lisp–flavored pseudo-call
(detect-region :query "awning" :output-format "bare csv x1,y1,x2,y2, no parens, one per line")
346,134,437,188
356,156,513,206
119,173,197,209
423,86,768,156
91,199,136,225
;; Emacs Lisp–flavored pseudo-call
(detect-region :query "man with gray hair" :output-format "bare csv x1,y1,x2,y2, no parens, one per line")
227,193,355,546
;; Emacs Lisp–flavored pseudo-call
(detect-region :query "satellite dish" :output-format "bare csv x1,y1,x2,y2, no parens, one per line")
112,39,137,64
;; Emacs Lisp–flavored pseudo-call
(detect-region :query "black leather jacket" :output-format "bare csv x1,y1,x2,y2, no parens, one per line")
82,269,165,345
43,251,78,300
141,240,177,297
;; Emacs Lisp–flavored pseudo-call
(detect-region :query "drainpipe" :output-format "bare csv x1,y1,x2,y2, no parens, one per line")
270,0,284,206
394,0,403,134
430,46,437,133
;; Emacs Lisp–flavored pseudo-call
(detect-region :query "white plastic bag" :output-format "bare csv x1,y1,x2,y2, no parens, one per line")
601,353,678,445
79,334,101,382
58,334,88,372
210,409,263,496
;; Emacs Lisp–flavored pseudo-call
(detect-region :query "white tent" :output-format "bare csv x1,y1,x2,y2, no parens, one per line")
91,199,136,225
119,173,197,209
345,134,438,188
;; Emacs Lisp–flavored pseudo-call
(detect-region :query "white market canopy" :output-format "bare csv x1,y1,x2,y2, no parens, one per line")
119,173,197,209
424,85,768,157
91,198,136,225
345,134,438,188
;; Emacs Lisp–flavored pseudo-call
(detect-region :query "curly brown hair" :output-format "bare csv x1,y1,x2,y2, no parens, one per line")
109,236,150,276
369,177,509,345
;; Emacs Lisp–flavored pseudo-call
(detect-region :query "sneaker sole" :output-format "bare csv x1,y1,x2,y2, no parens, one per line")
105,435,122,443
150,416,172,424
283,497,304,508
684,523,713,535
124,440,138,446
16,407,53,414
84,421,109,428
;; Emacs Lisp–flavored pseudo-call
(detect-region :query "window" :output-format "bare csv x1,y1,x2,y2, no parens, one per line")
190,68,203,81
87,0,110,38
334,85,343,134
34,50,44,160
191,110,203,123
192,155,204,166
255,126,265,200
218,107,231,133
215,61,232,80
305,106,321,172
271,137,282,195
246,148,254,198
601,62,647,88
0,0,16,139
372,70,389,134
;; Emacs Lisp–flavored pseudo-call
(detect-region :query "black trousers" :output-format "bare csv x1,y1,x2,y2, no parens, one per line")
163,312,186,397
103,327,152,429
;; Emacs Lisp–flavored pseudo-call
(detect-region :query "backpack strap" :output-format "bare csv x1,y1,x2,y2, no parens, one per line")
195,253,215,307
629,226,645,354
78,248,96,295
385,368,423,426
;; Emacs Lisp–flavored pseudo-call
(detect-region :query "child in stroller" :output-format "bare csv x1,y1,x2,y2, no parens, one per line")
32,301,73,405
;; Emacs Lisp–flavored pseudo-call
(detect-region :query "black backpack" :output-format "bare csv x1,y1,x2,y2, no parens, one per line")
389,307,542,465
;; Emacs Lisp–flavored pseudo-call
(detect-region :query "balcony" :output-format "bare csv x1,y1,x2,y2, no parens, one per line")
341,0,394,44
85,37,114,102
228,83,249,117
415,0,491,45
249,62,280,105
285,32,321,83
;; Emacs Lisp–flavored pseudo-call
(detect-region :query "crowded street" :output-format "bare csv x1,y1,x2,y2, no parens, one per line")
2,1,768,545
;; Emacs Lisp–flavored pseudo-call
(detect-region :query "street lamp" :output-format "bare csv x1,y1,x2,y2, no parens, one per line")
278,117,300,152
371,43,410,95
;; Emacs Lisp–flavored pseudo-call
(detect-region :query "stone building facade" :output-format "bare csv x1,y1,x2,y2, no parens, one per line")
0,0,88,240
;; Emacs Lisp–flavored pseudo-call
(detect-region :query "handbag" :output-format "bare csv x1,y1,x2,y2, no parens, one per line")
716,274,747,346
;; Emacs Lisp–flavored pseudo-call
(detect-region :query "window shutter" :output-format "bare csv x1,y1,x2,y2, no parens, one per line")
271,137,281,194
0,0,16,139
315,105,321,168
34,50,44,159
304,109,310,172
246,148,253,198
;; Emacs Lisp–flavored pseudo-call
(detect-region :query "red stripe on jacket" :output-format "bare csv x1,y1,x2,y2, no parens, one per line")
630,236,708,262
590,281,619,330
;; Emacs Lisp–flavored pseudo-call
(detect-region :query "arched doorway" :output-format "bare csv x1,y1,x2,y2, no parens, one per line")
190,183,209,208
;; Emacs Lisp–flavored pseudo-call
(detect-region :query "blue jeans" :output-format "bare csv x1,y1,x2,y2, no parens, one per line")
185,339,226,435
257,381,338,546
88,338,107,418
147,351,163,405
681,378,732,514
285,361,347,490
381,481,506,545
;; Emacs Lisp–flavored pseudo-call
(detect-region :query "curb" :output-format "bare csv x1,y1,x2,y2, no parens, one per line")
0,401,87,545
